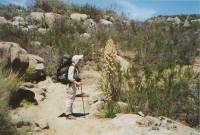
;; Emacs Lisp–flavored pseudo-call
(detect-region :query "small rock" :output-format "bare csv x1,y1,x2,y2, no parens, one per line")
21,27,29,32
35,63,45,70
27,25,38,29
138,111,145,117
80,33,91,39
166,119,173,123
30,41,41,47
90,91,107,103
38,28,48,34
137,116,160,127
35,119,49,129
151,126,159,130
34,127,42,132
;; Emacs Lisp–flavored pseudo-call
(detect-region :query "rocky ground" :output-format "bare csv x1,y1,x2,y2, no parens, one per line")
10,66,199,135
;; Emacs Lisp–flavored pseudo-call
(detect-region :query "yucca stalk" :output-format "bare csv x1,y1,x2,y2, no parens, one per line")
101,38,120,101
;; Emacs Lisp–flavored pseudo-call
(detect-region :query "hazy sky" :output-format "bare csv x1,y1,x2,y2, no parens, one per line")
0,0,199,21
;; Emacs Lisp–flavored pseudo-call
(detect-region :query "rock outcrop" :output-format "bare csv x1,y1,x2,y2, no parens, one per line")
44,12,62,28
0,42,29,72
166,17,181,25
12,16,26,27
26,12,45,26
0,42,46,81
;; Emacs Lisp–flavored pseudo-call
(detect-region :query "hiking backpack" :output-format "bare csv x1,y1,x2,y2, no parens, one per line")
57,55,80,84
57,55,72,84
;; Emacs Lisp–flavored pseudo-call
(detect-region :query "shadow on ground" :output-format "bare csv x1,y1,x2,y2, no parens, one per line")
58,113,89,118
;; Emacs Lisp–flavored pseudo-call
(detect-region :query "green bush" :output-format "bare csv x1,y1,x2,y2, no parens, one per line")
127,63,198,116
0,69,21,135
97,101,121,118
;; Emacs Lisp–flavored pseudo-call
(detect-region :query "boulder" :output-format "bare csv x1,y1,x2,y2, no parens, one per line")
183,19,191,27
0,42,29,72
10,108,33,127
26,54,46,81
166,17,181,25
83,19,96,32
28,54,44,64
12,16,26,26
0,16,8,24
9,85,39,108
44,13,62,28
27,12,45,26
100,19,113,26
191,19,200,24
10,83,47,107
103,15,115,22
70,13,88,21
0,42,46,81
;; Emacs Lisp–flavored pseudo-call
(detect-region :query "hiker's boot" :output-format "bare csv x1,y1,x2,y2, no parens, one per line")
65,114,76,120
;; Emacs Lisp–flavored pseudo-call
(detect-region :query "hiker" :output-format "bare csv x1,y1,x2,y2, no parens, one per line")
65,55,83,119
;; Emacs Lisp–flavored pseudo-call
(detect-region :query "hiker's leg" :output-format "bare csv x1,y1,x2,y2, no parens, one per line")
65,85,75,115
65,84,77,115
70,84,77,114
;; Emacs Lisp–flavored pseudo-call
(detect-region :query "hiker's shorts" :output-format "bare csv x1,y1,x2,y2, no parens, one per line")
65,83,77,115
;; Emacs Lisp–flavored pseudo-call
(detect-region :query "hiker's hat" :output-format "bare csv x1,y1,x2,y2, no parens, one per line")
72,55,83,64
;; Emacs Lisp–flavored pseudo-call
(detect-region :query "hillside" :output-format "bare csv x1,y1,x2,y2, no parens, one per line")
0,0,200,135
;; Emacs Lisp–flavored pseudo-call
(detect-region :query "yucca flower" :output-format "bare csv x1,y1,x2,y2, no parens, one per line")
103,38,117,77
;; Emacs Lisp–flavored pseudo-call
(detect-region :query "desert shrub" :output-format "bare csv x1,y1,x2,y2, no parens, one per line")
71,4,103,21
33,0,66,13
46,63,56,76
126,62,198,116
24,66,36,81
0,4,24,20
0,69,21,135
97,101,121,118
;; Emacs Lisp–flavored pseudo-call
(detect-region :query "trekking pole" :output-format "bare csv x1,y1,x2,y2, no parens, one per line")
81,84,86,116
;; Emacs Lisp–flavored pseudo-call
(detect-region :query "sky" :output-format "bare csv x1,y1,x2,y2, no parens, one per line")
0,0,199,21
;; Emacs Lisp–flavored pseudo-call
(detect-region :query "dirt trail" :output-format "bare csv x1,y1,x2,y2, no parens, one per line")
21,68,199,135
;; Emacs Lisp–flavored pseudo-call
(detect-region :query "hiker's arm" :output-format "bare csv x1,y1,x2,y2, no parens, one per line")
68,66,75,82
68,66,80,85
